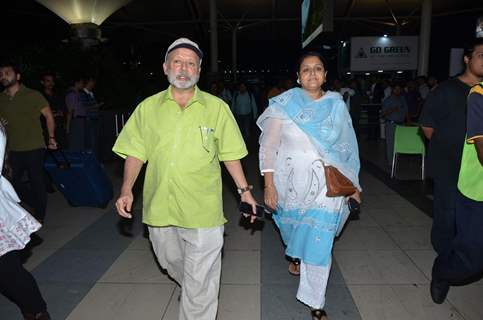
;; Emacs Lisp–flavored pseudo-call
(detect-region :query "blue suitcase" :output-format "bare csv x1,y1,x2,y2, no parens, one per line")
44,151,113,208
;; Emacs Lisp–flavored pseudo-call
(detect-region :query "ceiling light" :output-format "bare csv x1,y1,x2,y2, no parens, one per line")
36,0,131,25
36,0,132,48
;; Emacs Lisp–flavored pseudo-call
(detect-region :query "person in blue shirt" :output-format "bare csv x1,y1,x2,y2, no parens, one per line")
79,76,103,155
231,82,257,139
382,83,409,164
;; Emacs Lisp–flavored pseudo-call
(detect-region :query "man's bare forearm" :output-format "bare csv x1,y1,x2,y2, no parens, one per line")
421,126,434,140
223,160,249,188
121,156,144,193
41,106,56,138
46,115,55,138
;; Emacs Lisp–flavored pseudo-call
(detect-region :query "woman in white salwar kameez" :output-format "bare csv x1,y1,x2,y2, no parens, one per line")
0,122,50,320
257,52,361,320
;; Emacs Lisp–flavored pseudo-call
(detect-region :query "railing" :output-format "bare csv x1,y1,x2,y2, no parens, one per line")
359,103,381,140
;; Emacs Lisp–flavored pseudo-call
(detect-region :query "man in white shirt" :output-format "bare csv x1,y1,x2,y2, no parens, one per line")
417,76,430,100
333,79,355,111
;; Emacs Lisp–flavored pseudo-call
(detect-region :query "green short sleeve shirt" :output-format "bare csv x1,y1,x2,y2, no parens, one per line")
0,85,48,151
112,86,248,228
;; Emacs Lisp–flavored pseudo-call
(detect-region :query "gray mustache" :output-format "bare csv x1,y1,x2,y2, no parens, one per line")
176,72,191,79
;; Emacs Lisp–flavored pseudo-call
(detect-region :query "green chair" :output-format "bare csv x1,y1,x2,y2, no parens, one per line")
391,125,426,180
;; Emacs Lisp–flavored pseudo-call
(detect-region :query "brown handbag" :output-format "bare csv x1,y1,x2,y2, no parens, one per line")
324,164,357,197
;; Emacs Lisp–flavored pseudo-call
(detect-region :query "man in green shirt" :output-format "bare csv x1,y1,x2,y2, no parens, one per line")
113,38,257,320
0,61,57,223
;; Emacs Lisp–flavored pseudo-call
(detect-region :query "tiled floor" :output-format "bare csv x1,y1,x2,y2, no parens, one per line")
1,138,482,320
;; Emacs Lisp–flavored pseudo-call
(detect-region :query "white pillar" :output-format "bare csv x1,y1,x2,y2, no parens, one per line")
209,0,218,74
418,0,432,76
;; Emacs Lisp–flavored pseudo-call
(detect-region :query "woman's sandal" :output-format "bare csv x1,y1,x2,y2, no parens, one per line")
288,259,300,276
310,309,328,320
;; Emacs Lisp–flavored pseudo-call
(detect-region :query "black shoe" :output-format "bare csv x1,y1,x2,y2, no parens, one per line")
430,278,449,304
348,211,360,221
116,219,133,237
22,310,51,320
27,233,44,248
46,183,56,193
310,309,328,319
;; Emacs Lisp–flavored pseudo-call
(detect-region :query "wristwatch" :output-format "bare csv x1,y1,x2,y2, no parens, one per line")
237,185,253,195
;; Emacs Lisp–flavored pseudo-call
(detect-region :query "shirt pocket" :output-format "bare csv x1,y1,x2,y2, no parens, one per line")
188,125,217,166
199,125,216,153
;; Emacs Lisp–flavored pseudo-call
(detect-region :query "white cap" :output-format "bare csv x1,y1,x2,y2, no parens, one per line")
165,37,203,62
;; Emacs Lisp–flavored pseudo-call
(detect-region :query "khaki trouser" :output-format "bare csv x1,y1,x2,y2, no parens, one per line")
149,225,224,320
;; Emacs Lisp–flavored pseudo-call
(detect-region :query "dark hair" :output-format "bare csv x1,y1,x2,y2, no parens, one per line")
0,60,21,74
464,37,483,58
82,75,96,82
296,51,328,72
40,71,55,81
68,75,84,86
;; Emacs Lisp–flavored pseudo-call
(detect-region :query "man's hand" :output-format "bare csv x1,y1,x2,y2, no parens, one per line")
241,191,258,223
47,137,58,150
116,156,143,219
222,159,259,223
116,190,134,219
